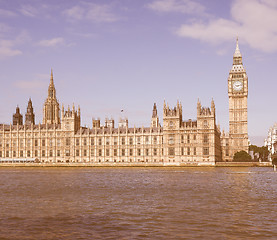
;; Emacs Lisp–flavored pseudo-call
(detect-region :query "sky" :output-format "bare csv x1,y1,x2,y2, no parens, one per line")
1,0,277,146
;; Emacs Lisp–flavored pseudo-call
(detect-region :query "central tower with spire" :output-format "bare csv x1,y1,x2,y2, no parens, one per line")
43,69,60,124
228,38,249,158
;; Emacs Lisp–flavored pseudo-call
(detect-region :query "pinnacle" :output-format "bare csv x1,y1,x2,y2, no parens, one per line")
233,37,242,58
50,68,54,85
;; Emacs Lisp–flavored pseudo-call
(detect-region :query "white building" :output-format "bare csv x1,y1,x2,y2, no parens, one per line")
264,123,277,161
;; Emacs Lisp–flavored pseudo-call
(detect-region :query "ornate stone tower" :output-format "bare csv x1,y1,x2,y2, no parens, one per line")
25,98,35,125
197,99,216,129
163,100,182,129
43,69,60,124
197,99,221,162
151,103,159,128
163,101,182,162
13,106,23,125
228,38,249,157
61,104,81,133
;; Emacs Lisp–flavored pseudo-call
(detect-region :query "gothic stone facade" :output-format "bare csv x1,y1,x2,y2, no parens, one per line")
0,99,221,165
0,40,248,164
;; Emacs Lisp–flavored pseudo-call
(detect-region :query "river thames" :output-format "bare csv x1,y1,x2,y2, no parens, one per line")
1,167,277,239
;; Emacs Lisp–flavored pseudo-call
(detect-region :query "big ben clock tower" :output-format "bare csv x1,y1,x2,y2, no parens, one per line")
228,38,249,158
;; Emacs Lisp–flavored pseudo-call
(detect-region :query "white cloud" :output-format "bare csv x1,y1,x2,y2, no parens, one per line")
14,80,47,90
0,39,22,59
63,3,118,23
64,5,84,21
177,18,239,44
14,74,49,90
38,37,65,47
67,29,97,39
261,0,277,8
147,0,205,14
176,0,277,52
0,29,30,60
20,5,38,17
216,48,228,56
0,9,17,17
14,30,31,45
0,23,11,34
19,4,53,19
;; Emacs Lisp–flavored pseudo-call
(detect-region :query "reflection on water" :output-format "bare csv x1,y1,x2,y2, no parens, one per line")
0,167,277,239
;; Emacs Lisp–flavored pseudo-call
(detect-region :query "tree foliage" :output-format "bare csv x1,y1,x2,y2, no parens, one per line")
233,150,252,162
249,145,270,162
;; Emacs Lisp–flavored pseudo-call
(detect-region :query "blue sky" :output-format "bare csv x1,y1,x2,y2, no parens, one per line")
1,0,277,146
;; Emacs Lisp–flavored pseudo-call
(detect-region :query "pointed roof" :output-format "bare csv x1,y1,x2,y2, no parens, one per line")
47,68,57,99
152,103,157,118
50,68,54,86
233,37,242,58
27,98,33,108
16,105,20,114
231,37,245,71
211,98,215,112
197,98,201,107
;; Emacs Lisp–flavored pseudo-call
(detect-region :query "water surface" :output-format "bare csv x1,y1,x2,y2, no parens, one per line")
0,167,277,239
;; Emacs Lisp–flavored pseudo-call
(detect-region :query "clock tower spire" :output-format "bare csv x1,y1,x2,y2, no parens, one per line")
228,38,249,159
233,37,242,64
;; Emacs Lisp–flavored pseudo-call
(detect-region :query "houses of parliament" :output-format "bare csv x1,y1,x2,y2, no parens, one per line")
0,40,248,165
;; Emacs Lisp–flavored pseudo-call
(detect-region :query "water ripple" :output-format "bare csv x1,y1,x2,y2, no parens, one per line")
0,167,277,239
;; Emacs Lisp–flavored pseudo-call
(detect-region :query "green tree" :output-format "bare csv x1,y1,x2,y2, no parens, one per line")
249,145,270,162
259,146,269,161
249,145,259,153
233,150,252,162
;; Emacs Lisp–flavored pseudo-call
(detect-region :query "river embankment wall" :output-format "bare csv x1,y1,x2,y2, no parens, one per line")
0,162,272,167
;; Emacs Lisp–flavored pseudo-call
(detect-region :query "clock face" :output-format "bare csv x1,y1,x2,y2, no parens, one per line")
233,81,243,91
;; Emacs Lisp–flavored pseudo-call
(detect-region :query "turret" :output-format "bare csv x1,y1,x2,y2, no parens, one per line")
92,118,101,129
211,98,215,116
25,98,35,125
151,103,159,128
13,106,23,125
197,98,201,116
152,103,157,118
105,118,114,128
163,100,182,129
197,99,216,129
119,118,128,128
61,103,80,132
